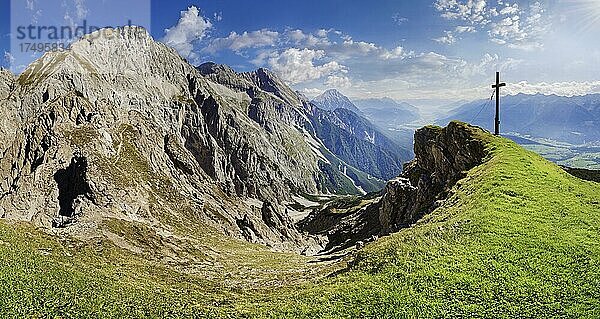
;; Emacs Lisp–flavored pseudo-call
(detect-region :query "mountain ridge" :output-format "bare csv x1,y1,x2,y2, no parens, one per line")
1,26,361,253
198,62,410,184
0,26,411,255
441,93,600,144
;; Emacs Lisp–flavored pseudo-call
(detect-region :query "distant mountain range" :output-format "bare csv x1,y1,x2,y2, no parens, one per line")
353,98,421,130
440,93,600,145
309,90,600,170
310,91,422,133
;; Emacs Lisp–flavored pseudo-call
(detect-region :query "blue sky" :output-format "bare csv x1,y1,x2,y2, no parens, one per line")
2,0,600,100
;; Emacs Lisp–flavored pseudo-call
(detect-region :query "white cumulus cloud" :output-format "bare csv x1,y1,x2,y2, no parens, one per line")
299,87,325,98
325,75,352,88
162,6,212,59
265,48,346,85
499,3,520,15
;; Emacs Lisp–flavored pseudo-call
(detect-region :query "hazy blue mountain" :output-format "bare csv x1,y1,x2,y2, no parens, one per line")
353,98,421,129
311,89,362,114
354,97,419,113
309,91,414,170
440,93,600,145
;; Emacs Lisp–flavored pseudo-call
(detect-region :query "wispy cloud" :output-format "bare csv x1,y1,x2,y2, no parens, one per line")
505,80,600,96
204,29,279,54
62,0,89,32
3,52,15,69
488,2,548,51
433,31,457,44
25,0,43,24
393,14,409,25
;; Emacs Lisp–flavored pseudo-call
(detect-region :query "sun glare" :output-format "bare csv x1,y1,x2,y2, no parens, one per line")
563,0,600,32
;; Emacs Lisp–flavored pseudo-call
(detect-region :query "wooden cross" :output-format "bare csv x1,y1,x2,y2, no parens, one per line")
492,72,506,136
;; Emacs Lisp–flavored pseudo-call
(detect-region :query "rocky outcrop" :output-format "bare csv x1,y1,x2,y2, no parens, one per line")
379,121,488,233
300,121,489,253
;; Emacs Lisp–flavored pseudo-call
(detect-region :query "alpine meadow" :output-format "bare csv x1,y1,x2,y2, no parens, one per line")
0,0,599,318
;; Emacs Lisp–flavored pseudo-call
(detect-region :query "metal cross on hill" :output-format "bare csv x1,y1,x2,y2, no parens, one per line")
492,72,506,135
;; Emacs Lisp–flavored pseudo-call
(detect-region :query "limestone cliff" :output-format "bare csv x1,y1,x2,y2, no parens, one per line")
0,26,440,255
0,27,375,254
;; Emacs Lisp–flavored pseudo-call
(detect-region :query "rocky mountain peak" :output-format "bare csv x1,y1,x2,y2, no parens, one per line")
18,26,193,94
197,62,237,76
322,88,345,98
311,89,361,114
240,68,302,106
1,26,404,255
196,63,302,107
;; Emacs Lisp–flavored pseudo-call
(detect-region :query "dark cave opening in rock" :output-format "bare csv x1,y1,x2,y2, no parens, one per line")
53,155,92,219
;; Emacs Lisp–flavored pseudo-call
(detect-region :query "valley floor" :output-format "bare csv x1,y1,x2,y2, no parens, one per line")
2,132,600,318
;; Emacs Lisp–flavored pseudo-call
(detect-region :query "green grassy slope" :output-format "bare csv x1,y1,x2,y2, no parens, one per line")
1,129,599,318
248,131,600,318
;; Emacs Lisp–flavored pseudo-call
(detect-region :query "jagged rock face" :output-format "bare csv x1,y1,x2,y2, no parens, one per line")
379,121,487,233
0,69,14,99
240,68,304,107
0,27,341,253
198,63,302,112
0,70,18,152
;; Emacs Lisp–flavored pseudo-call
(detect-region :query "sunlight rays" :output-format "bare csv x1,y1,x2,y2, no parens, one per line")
561,0,600,33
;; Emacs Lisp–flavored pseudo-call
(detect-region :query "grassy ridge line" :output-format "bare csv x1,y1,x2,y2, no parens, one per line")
238,131,600,318
0,127,599,318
